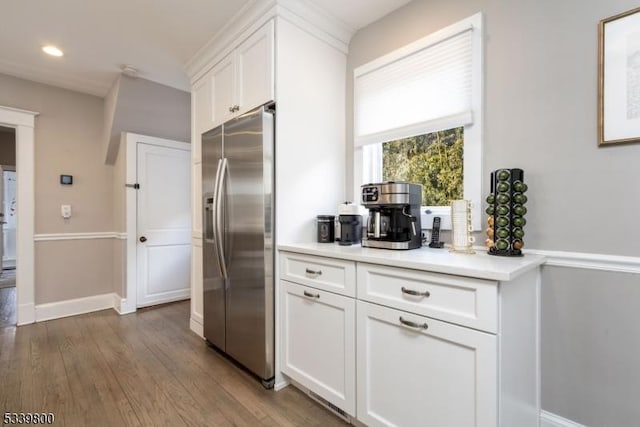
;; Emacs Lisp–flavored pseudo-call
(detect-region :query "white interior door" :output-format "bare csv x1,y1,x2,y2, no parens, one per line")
136,142,191,307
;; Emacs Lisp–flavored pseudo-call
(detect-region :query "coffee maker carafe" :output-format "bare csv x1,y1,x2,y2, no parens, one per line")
361,182,422,250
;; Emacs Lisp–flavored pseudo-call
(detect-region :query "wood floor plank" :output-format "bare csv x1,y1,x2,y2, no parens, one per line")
0,322,67,426
86,312,189,427
44,315,132,427
100,312,225,427
1,300,350,427
71,313,142,427
130,307,265,426
138,303,348,427
0,286,16,328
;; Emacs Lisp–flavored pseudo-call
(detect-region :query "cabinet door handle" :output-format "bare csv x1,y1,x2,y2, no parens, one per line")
305,268,322,277
401,287,430,298
303,290,320,299
399,316,428,330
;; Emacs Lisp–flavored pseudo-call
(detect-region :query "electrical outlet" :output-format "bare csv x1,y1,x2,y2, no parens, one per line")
61,205,71,219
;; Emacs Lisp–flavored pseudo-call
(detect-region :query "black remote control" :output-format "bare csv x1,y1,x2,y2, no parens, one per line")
429,217,444,248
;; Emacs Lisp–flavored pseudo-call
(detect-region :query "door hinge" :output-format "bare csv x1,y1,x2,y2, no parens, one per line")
125,183,140,189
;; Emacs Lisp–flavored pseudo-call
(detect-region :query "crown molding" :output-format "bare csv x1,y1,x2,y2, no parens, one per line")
276,0,354,51
185,0,276,80
185,0,354,82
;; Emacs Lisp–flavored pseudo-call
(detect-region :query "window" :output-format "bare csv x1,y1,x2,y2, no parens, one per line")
354,13,483,230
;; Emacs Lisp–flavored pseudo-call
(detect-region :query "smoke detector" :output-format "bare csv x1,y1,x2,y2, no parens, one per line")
121,65,138,78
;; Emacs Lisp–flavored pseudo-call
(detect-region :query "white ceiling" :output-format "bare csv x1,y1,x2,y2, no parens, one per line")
0,0,410,97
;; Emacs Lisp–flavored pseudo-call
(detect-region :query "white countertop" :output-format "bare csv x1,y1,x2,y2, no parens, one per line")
278,242,545,281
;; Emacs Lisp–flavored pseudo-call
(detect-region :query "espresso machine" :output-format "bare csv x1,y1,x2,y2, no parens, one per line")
361,182,422,250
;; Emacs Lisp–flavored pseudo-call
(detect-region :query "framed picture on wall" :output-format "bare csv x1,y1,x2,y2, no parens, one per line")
599,6,640,146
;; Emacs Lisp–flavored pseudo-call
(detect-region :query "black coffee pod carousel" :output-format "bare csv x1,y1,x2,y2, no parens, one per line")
485,168,528,257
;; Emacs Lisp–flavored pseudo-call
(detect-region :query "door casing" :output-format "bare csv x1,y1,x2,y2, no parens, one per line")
0,106,37,325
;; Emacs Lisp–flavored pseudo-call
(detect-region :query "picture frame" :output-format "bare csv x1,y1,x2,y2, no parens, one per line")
598,6,640,146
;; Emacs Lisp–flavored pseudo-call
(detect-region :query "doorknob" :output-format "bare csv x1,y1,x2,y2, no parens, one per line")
139,236,147,242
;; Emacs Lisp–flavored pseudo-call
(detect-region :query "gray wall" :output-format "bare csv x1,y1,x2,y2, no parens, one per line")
105,76,190,297
0,72,190,304
348,0,640,424
0,73,114,303
103,75,190,164
542,266,640,425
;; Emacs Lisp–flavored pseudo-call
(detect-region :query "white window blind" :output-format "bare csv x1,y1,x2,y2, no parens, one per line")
354,25,475,146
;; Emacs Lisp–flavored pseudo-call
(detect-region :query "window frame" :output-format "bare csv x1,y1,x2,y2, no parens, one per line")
353,13,484,231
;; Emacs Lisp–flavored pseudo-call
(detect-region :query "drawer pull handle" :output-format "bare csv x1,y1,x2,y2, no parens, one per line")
305,268,322,277
303,290,320,299
399,316,429,330
401,287,430,298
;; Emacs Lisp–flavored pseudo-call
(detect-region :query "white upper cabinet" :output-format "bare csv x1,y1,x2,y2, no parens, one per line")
192,76,214,148
210,54,236,127
194,20,275,132
191,20,275,140
236,20,275,117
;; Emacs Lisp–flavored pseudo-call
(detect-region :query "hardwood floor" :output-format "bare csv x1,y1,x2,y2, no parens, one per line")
0,286,16,328
0,301,349,427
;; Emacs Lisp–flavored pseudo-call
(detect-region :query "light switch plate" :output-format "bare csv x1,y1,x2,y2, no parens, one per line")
61,205,71,219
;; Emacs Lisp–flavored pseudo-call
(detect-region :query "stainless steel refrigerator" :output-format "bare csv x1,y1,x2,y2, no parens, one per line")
202,105,275,388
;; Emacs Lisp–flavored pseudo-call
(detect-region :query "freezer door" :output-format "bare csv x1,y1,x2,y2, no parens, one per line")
223,107,274,380
202,125,226,350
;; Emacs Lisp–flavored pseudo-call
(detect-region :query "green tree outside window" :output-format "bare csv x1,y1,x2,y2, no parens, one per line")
382,127,463,205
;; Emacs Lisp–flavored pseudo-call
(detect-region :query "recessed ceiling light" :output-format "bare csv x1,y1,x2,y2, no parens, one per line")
42,45,64,57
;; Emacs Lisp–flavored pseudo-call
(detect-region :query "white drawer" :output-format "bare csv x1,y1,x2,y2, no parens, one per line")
357,262,498,333
280,252,356,297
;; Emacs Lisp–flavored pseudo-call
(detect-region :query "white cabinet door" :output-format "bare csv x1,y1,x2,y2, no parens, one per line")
194,20,275,131
356,301,497,427
210,53,236,127
280,280,356,416
236,20,274,116
192,75,213,152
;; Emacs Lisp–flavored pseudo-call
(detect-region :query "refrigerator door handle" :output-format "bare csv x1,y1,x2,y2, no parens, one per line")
215,158,229,279
204,195,215,242
211,158,225,277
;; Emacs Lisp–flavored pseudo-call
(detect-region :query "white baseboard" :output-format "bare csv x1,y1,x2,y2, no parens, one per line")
274,378,290,391
117,297,136,315
17,303,35,325
35,293,117,322
112,295,137,315
190,316,204,338
112,294,123,313
541,410,585,427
